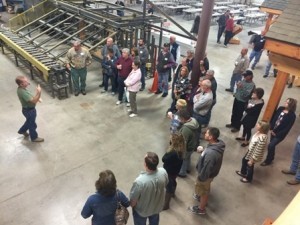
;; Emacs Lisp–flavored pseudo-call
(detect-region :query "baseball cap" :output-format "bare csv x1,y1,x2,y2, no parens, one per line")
243,70,253,77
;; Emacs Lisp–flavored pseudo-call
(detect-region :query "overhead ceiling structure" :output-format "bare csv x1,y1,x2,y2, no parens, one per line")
0,0,163,98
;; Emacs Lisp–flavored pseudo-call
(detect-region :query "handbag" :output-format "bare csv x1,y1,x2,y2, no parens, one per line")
115,191,129,225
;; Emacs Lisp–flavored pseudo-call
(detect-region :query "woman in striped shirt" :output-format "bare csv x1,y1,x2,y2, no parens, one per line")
236,120,270,183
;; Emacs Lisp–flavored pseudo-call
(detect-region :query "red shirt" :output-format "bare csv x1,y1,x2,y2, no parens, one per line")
115,57,133,78
225,18,234,32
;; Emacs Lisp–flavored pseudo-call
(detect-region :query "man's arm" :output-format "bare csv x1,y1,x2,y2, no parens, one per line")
29,84,42,104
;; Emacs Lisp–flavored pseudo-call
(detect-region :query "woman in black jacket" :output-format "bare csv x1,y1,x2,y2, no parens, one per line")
261,98,297,166
236,88,265,147
190,15,200,37
162,133,185,210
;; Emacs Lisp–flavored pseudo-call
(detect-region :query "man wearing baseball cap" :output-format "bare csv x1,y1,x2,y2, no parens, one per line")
226,70,255,132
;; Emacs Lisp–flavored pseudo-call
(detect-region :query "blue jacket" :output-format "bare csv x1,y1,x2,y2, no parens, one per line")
81,190,129,225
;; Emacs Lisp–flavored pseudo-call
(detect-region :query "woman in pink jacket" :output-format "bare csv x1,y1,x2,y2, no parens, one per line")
124,61,142,118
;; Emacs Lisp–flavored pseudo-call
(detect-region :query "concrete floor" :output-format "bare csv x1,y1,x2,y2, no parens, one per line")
0,9,300,225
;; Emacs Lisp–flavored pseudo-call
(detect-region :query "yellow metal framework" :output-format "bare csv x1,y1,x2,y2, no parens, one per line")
0,33,50,80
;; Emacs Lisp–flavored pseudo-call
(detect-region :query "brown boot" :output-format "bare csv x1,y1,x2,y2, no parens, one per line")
163,193,172,210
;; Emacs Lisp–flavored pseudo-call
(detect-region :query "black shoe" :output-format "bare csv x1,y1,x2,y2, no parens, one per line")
81,90,86,95
263,75,268,78
241,143,249,147
99,84,104,87
75,92,79,96
139,87,145,91
261,161,271,166
162,92,168,97
178,174,187,178
225,88,233,92
231,128,239,133
155,90,162,94
225,124,233,128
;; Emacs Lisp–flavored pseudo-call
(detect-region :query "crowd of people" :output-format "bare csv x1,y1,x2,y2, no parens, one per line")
15,30,299,225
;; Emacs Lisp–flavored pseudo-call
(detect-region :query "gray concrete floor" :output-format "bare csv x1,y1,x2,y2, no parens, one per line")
0,9,300,225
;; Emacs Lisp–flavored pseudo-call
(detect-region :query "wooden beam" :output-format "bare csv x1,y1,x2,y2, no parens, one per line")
260,7,282,15
264,14,273,33
269,52,300,75
262,70,289,122
265,39,300,60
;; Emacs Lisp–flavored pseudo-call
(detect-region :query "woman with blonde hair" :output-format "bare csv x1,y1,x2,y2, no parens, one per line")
236,120,270,183
162,132,185,210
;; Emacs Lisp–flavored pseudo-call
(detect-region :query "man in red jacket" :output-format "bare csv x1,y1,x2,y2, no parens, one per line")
224,14,234,47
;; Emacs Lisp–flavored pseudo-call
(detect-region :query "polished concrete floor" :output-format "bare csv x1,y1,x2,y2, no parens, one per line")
0,9,300,225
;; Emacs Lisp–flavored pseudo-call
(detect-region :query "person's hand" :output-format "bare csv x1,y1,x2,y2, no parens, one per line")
247,160,253,166
236,81,242,88
271,131,276,136
66,64,71,70
167,111,173,119
163,65,168,69
197,146,204,153
117,64,122,70
36,84,41,93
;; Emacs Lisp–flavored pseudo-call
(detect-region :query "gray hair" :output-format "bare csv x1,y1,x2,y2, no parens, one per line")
202,79,212,88
122,48,130,54
73,41,81,46
206,70,215,76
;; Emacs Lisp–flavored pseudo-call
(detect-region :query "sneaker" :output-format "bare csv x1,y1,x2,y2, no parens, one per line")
139,87,145,91
225,88,233,92
111,92,116,96
231,128,239,133
32,137,44,142
217,41,221,44
224,44,227,48
116,100,122,105
188,205,206,215
281,169,296,175
126,103,131,107
193,193,200,201
162,92,168,97
129,113,137,118
101,90,107,93
263,75,268,78
127,109,132,112
18,131,29,137
81,90,86,95
155,90,162,94
287,180,300,185
251,66,255,70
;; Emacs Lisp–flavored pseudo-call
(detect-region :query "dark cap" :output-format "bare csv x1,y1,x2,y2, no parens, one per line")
243,70,253,77
163,43,170,48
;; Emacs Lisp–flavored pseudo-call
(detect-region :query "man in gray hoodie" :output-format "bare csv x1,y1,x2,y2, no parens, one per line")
188,127,225,215
177,109,199,177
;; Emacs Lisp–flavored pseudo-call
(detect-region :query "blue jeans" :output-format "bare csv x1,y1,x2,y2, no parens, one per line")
264,135,284,163
241,155,254,182
103,73,116,92
264,60,272,76
158,71,169,93
18,108,38,140
179,151,193,176
249,50,262,69
289,140,300,181
118,76,126,101
230,73,242,91
140,64,146,88
133,210,159,225
71,67,87,92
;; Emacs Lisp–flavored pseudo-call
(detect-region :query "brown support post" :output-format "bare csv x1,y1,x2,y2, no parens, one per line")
262,70,289,122
191,0,215,88
264,13,273,33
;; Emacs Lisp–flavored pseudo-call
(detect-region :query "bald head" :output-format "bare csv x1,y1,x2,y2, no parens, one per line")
241,48,248,56
170,35,176,44
107,38,113,47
